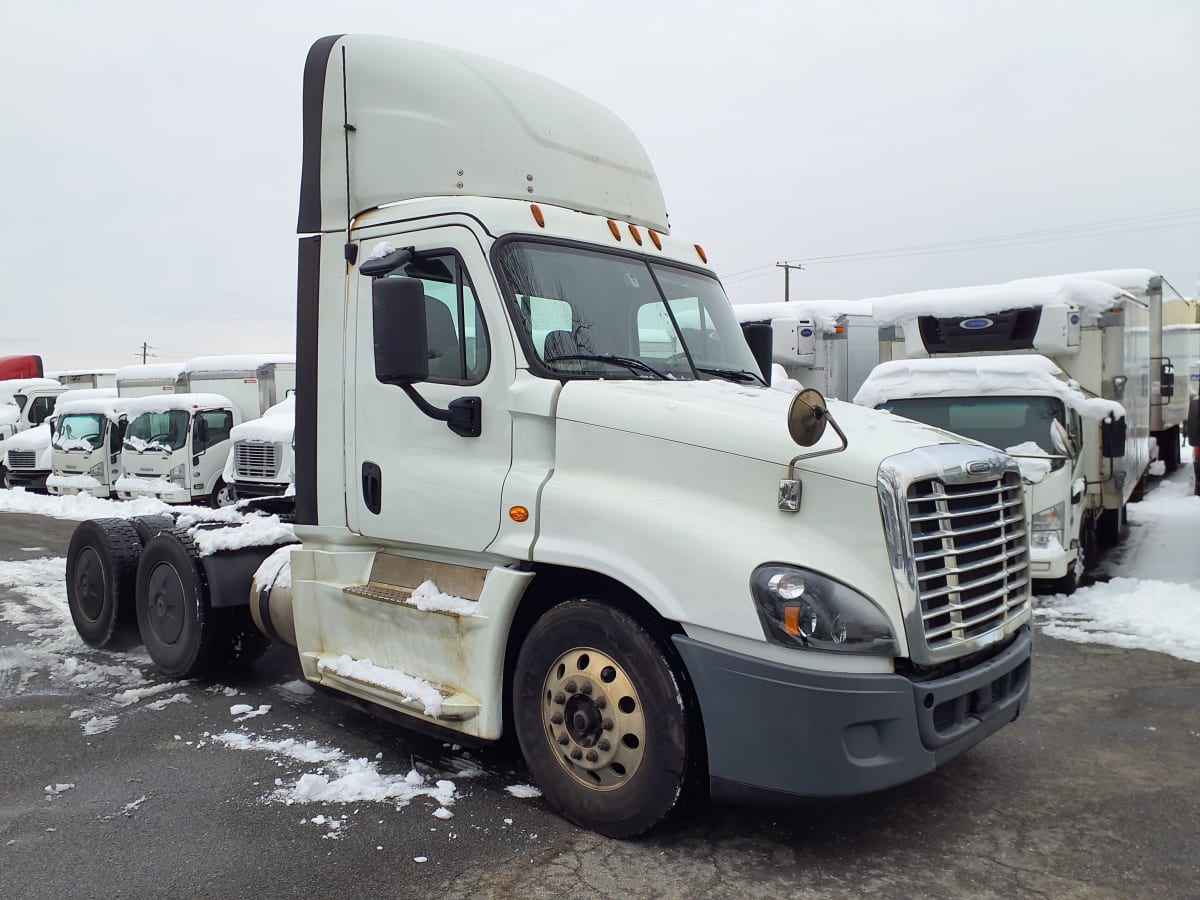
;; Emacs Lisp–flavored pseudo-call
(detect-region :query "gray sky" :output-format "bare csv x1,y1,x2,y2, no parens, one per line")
3,1,1197,370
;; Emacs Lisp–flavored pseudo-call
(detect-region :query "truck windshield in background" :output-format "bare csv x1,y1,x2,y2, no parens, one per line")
880,395,1068,471
495,242,764,383
124,410,190,452
53,413,105,451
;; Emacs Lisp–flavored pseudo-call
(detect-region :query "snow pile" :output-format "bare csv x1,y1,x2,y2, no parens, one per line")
1005,441,1053,483
407,580,479,616
853,354,1125,420
769,363,804,392
732,299,872,333
1037,578,1200,662
1149,460,1166,477
1015,268,1158,300
0,486,177,520
317,655,444,716
115,362,186,384
504,784,543,799
188,518,295,557
45,474,102,491
122,392,234,417
113,475,178,495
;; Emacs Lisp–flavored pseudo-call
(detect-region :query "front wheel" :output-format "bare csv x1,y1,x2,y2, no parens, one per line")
513,601,694,838
209,478,235,509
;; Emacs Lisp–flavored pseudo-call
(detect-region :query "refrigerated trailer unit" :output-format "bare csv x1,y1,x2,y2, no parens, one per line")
732,300,877,399
63,35,1033,837
47,369,118,391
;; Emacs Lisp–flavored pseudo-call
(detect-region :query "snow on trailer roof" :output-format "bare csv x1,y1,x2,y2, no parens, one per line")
122,393,238,417
853,354,1124,419
182,354,295,376
46,368,119,377
732,300,874,333
871,277,1131,328
115,362,186,382
1019,268,1160,299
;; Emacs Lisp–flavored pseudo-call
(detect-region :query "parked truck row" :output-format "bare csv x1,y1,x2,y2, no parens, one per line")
58,35,1034,837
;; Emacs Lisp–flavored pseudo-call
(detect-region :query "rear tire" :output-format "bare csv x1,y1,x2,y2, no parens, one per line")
66,518,142,648
130,514,177,547
513,600,693,838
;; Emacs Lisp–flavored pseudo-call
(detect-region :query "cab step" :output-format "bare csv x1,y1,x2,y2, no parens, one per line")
312,653,480,722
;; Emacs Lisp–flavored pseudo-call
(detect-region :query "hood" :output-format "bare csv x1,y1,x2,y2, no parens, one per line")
554,380,966,484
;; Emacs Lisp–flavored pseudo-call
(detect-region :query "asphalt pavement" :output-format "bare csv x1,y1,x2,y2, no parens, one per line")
1,507,1198,899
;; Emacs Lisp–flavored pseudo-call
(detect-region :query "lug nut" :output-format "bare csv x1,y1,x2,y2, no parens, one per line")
595,697,606,710
597,739,610,752
581,683,592,695
585,750,598,762
550,712,563,725
570,749,583,760
564,682,577,693
557,734,569,746
602,719,613,731
554,693,565,705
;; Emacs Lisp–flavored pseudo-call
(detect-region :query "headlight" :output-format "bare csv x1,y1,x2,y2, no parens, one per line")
88,462,105,478
1032,502,1064,532
168,463,186,486
751,564,898,654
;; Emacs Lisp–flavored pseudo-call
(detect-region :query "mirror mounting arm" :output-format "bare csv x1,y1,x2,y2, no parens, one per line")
787,414,849,468
399,384,482,438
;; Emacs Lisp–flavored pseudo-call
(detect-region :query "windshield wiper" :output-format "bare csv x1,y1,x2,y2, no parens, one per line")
697,367,766,385
546,354,669,380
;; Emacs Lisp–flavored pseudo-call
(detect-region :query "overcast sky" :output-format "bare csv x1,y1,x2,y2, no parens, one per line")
3,1,1197,370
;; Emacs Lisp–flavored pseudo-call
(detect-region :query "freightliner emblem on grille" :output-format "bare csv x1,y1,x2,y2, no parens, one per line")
966,460,993,476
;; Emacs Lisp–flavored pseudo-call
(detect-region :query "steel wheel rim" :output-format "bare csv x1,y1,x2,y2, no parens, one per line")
541,647,646,791
145,561,186,645
74,546,106,622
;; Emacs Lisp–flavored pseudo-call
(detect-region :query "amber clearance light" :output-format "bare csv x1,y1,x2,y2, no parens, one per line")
509,506,530,523
530,204,545,228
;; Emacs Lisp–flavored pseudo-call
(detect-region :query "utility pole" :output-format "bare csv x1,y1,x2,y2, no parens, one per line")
136,342,154,364
776,261,805,302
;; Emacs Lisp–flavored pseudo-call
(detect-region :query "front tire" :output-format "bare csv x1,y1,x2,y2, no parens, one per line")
66,518,141,648
209,478,235,509
513,601,693,838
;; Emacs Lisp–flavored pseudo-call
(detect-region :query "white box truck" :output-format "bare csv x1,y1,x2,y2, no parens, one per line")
862,275,1152,592
222,395,295,501
63,35,1033,837
115,362,185,398
47,396,137,499
114,357,294,507
4,387,116,491
733,300,878,399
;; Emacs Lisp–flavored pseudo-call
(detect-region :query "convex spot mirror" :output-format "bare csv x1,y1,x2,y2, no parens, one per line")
787,389,830,447
373,276,430,385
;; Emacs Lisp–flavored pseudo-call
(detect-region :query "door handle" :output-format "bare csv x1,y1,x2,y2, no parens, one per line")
362,461,382,515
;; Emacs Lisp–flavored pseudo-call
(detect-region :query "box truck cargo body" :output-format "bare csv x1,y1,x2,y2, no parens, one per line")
115,363,185,398
63,35,1033,837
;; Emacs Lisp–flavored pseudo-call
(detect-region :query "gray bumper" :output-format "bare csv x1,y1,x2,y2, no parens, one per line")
672,625,1031,802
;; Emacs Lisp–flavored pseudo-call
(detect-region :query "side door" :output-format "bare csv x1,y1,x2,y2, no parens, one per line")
347,226,513,552
192,408,235,496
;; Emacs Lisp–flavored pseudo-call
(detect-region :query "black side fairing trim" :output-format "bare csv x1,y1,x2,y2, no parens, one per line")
295,236,321,525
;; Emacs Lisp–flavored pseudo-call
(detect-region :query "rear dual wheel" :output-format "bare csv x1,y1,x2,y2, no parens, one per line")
513,601,696,838
66,519,142,648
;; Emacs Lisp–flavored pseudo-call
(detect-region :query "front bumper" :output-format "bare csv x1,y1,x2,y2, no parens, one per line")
672,625,1031,802
4,469,50,492
1029,534,1073,580
118,485,192,504
228,480,290,501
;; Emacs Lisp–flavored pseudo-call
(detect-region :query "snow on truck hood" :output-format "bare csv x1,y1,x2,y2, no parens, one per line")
554,379,968,483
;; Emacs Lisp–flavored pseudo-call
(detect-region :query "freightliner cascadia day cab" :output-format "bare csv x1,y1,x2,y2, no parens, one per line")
733,300,879,399
221,395,296,501
861,274,1151,593
63,35,1033,837
1,378,70,488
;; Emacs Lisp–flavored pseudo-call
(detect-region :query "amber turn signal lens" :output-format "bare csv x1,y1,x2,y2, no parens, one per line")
628,224,642,245
694,244,708,263
531,205,545,227
607,219,622,240
649,230,662,250
509,506,530,523
784,606,801,636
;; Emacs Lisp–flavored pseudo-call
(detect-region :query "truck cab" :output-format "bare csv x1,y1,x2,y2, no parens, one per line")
222,395,295,501
116,393,241,506
47,396,133,498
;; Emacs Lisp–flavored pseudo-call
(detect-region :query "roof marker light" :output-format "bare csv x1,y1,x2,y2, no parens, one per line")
607,219,622,241
628,224,643,246
649,230,662,250
531,205,545,228
694,244,708,263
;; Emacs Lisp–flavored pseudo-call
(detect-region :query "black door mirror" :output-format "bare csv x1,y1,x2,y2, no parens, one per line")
1101,414,1127,459
1161,361,1175,400
740,323,773,383
373,277,430,385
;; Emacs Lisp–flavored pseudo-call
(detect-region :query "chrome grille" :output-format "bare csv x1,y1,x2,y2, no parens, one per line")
234,442,281,479
906,471,1028,652
7,450,37,469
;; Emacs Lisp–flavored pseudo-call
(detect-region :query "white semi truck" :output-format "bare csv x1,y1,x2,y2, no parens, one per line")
733,300,878,399
222,395,295,501
115,357,294,507
861,275,1151,593
63,35,1032,837
2,378,69,488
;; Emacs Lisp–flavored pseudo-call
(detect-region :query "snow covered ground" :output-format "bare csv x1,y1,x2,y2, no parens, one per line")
1034,471,1200,663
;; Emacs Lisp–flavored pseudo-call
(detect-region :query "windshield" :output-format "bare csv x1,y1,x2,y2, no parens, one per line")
54,413,106,451
124,410,190,452
496,242,764,383
880,395,1068,470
